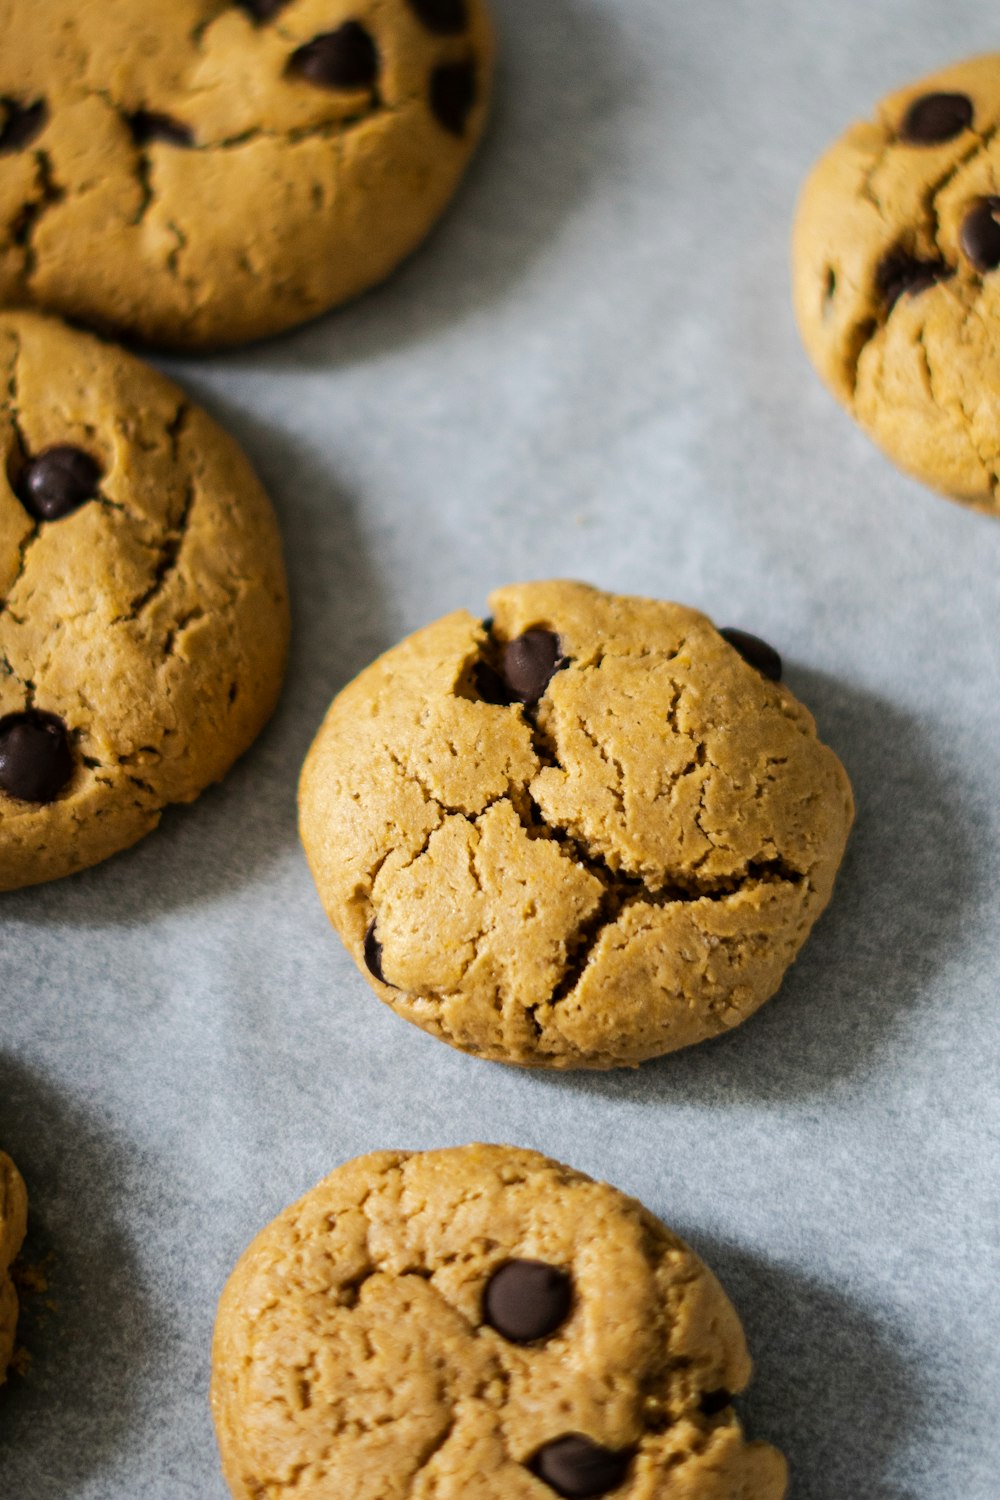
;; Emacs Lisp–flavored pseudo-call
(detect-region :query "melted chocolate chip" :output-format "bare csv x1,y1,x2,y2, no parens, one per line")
698,1388,733,1416
960,197,1000,272
719,628,782,683
900,91,973,145
406,0,469,34
15,445,102,521
0,98,48,154
364,920,389,984
430,60,477,136
472,660,509,705
502,630,563,706
875,246,951,313
484,1260,572,1344
237,0,289,18
288,23,379,91
530,1436,633,1499
0,712,74,804
129,110,194,148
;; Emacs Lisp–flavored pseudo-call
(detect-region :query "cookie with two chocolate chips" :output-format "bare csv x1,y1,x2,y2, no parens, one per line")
212,1144,788,1499
299,580,854,1069
0,0,493,348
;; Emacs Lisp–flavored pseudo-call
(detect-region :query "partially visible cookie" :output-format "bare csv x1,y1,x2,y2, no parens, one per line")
0,1152,27,1383
299,580,854,1070
793,52,1000,515
0,312,290,890
212,1143,788,1500
0,0,493,348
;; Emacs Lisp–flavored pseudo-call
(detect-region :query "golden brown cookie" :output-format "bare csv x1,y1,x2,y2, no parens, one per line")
0,0,493,349
212,1144,788,1500
793,52,1000,515
0,311,290,890
299,581,854,1070
0,1152,27,1384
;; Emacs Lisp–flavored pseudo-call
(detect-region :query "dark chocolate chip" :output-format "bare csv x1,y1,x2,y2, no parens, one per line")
0,711,74,804
406,0,469,34
530,1435,633,1499
129,110,195,148
719,628,782,683
698,1388,733,1416
900,91,973,145
288,23,379,91
875,246,951,313
0,98,48,154
364,920,388,984
484,1260,572,1344
15,445,102,521
501,630,563,706
430,60,477,136
237,0,289,19
960,196,1000,272
473,660,509,705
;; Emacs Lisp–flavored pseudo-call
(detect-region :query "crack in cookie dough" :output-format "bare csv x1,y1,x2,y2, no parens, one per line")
0,0,494,348
0,311,289,889
299,582,854,1069
212,1145,789,1500
0,1152,27,1386
793,52,1000,513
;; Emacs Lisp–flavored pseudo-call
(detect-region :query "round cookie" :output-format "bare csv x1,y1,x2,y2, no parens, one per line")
299,581,854,1070
0,311,290,890
0,0,493,349
793,52,1000,515
0,1152,27,1384
212,1144,788,1500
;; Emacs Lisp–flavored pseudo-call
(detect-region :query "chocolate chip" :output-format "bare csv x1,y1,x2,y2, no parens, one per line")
0,712,74,804
875,246,951,313
430,60,477,136
960,197,1000,272
719,628,782,683
698,1388,732,1416
530,1436,633,1499
15,445,102,521
484,1260,572,1344
473,660,509,705
237,0,289,18
129,110,194,148
364,920,388,984
0,98,48,154
502,630,564,706
900,91,973,145
288,23,379,91
406,0,469,34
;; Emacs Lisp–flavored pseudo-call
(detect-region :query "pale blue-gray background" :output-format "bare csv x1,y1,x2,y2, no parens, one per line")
2,1,998,1495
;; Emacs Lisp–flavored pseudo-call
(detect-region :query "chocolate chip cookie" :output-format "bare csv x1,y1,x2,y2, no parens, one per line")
0,311,289,890
0,0,493,348
0,1152,27,1384
212,1144,788,1500
793,52,1000,514
299,581,854,1069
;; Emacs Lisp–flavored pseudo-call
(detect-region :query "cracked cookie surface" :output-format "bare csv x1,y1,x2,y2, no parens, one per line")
0,1152,27,1385
0,0,493,349
0,311,290,890
298,581,854,1070
212,1143,788,1500
793,52,1000,515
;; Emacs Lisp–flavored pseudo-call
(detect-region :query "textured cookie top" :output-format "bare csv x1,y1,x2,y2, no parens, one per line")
0,1152,27,1383
212,1144,788,1500
0,0,493,347
793,53,1000,513
299,581,854,1069
0,312,289,890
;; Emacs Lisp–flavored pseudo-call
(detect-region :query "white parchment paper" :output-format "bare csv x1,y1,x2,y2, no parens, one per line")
2,1,999,1495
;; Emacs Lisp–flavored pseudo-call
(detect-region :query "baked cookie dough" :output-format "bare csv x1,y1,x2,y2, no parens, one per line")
0,1152,27,1384
0,0,493,349
299,581,854,1069
0,312,290,890
793,52,1000,515
212,1144,788,1500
